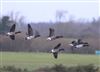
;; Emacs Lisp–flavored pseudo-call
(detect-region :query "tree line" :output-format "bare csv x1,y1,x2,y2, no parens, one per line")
0,15,100,54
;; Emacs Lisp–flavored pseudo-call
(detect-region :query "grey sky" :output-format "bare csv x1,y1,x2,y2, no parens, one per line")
1,0,99,1
0,0,99,22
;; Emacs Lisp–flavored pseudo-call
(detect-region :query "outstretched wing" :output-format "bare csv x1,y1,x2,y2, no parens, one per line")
10,24,16,32
59,48,64,52
15,31,21,34
54,43,61,49
49,28,54,37
53,52,58,59
28,24,33,36
77,39,83,44
83,42,89,47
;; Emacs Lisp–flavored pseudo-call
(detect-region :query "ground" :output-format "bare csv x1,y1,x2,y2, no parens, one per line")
0,52,100,70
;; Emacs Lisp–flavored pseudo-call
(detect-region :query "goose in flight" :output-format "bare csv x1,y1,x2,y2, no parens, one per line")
25,24,40,40
47,28,63,40
69,39,89,48
51,43,64,59
6,24,21,40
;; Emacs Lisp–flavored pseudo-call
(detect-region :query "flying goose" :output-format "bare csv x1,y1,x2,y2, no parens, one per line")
6,24,21,40
69,39,89,48
51,43,64,59
47,28,63,40
25,24,40,40
77,39,89,47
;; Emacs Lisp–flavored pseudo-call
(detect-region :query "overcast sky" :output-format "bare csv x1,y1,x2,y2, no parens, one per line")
0,0,99,22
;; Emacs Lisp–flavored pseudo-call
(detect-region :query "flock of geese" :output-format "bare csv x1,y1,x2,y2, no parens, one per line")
6,24,89,59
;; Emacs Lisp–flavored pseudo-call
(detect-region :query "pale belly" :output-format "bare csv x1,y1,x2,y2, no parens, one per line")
47,36,55,40
69,44,74,46
76,44,83,48
51,49,58,53
27,36,35,40
47,37,52,40
7,32,14,35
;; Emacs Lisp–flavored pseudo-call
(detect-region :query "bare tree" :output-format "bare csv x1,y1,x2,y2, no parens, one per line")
55,10,67,22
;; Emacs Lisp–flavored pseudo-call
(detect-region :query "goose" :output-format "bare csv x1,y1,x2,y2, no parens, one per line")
69,39,89,48
6,24,21,40
51,43,64,59
47,28,63,40
25,24,40,40
75,39,89,48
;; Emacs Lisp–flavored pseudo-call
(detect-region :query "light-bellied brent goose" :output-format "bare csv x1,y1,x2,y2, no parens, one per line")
25,24,40,40
6,24,21,40
51,43,64,59
69,39,89,48
47,28,63,40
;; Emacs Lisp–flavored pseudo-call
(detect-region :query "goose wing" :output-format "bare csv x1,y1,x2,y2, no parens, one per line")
49,28,54,37
54,43,61,49
28,24,33,36
53,52,58,59
10,24,16,32
83,42,89,46
59,48,64,52
77,39,83,44
15,31,21,34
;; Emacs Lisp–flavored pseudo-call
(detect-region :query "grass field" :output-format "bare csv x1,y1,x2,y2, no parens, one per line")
0,52,100,70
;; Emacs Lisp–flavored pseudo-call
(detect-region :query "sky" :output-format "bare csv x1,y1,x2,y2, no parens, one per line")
0,0,100,23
